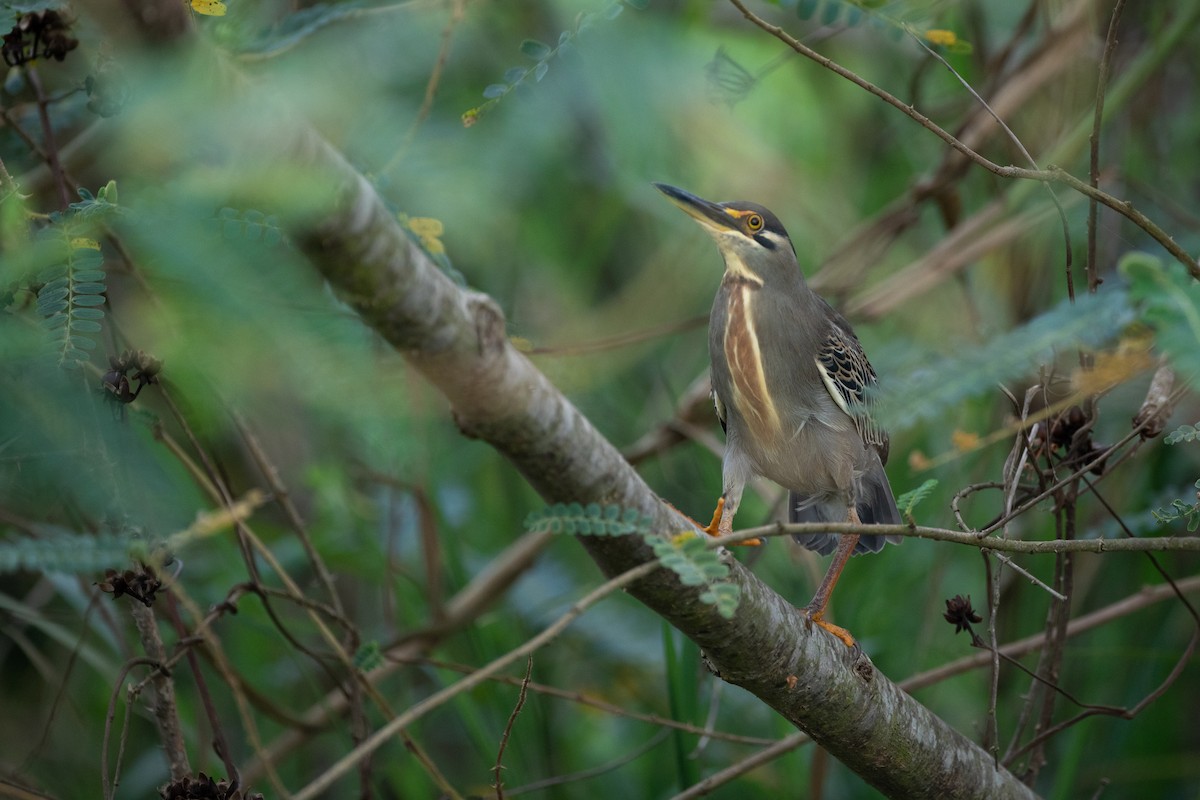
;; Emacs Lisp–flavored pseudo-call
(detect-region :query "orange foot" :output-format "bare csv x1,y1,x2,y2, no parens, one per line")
702,498,761,546
803,608,857,650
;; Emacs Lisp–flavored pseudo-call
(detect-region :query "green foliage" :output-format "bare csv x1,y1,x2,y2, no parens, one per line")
525,502,653,536
877,288,1133,430
1151,485,1200,532
698,582,741,619
895,478,938,523
526,504,741,618
35,230,106,369
464,0,638,126
1153,418,1200,531
1121,253,1200,381
233,1,367,56
212,207,285,246
0,530,145,573
1164,423,1200,445
353,640,384,671
62,181,120,222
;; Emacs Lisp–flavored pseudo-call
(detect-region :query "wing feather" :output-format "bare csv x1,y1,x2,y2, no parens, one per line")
813,305,890,464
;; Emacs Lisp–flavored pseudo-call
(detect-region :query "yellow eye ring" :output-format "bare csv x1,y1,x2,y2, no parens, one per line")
746,214,764,232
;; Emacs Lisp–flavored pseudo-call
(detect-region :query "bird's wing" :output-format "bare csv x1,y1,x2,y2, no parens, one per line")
813,306,891,464
712,386,728,433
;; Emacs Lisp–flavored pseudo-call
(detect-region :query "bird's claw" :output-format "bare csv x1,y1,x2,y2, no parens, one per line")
801,605,858,650
702,497,762,546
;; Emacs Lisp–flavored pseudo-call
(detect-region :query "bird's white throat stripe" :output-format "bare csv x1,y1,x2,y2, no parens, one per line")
719,247,765,286
724,284,781,437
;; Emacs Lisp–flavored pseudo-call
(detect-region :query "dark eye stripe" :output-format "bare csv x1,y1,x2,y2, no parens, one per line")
754,233,776,250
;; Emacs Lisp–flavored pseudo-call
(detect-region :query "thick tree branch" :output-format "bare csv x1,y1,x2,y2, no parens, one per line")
272,122,1036,797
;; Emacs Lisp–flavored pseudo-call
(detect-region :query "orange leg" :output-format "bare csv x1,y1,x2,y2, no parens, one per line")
801,508,861,648
702,497,761,546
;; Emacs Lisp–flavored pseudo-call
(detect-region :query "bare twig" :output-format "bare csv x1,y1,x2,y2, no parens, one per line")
725,0,1200,278
24,66,71,210
506,730,671,797
127,604,190,781
670,732,810,800
291,560,662,800
384,0,467,173
493,656,533,799
101,658,157,800
390,654,776,746
1087,0,1129,293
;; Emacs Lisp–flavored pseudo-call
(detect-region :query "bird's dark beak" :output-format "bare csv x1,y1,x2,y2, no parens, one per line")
653,183,737,233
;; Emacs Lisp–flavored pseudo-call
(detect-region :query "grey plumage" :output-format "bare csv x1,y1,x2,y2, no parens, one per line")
656,183,901,554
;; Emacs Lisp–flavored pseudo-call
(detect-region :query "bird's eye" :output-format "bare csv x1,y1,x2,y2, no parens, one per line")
746,214,764,232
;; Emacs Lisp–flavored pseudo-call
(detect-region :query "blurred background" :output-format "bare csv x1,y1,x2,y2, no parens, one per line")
2,0,1199,797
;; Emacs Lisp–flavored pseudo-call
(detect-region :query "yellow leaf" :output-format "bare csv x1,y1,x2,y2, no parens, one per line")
405,216,446,255
908,450,932,471
924,29,958,47
70,237,101,250
509,336,534,352
951,429,980,452
1072,336,1155,395
462,108,480,127
190,0,227,16
670,530,697,545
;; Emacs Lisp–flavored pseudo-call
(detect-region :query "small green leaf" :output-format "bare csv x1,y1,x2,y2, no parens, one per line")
353,641,384,671
70,319,102,333
482,84,507,99
72,295,107,307
895,479,939,520
534,62,548,82
38,287,70,305
72,307,105,320
520,39,552,60
504,67,527,83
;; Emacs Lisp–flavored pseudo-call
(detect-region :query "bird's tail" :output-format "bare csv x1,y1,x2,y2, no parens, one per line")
789,465,902,556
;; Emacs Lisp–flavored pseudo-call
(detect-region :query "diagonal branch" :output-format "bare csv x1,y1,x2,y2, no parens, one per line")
275,120,1037,797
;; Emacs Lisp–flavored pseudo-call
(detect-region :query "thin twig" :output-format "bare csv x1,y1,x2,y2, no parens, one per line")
670,732,809,800
493,656,533,799
390,654,776,746
291,560,661,800
506,730,671,797
1087,0,1128,293
725,0,1200,277
127,604,190,781
908,29,1074,300
902,575,1200,693
709,521,1200,554
101,658,157,800
24,66,71,210
383,0,467,173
